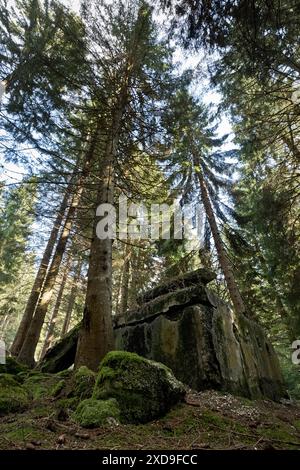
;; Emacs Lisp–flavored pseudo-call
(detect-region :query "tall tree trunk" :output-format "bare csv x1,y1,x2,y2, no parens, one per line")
40,257,70,358
75,101,127,370
61,259,83,337
18,203,75,366
119,244,131,317
0,314,9,335
10,186,71,356
115,261,124,317
17,137,96,366
196,168,246,316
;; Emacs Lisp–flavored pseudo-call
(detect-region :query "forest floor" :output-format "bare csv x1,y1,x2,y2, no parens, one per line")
0,389,300,450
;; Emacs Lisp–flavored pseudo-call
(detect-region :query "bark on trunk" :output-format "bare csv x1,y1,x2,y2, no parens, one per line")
40,257,70,358
196,168,246,316
0,314,9,335
17,136,97,367
10,187,71,356
119,244,131,317
75,103,126,370
61,259,83,337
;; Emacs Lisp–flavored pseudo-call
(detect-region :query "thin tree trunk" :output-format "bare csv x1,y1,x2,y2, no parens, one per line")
61,259,83,337
130,245,141,303
0,314,9,334
18,204,75,366
119,244,131,317
196,166,246,316
17,137,96,366
115,262,124,317
40,257,70,358
10,186,71,356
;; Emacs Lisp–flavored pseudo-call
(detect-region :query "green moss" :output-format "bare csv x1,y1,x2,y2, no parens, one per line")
93,351,185,424
0,373,30,414
5,425,41,441
73,398,120,428
293,419,300,431
72,366,95,399
50,379,65,397
201,410,229,430
258,424,296,444
56,397,79,412
55,369,72,379
0,356,29,375
23,373,63,400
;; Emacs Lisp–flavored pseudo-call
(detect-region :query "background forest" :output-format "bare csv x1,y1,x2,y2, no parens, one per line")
0,0,299,397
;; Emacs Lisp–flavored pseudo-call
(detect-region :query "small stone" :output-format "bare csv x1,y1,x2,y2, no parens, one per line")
30,440,42,446
57,434,66,444
25,443,36,450
74,432,90,440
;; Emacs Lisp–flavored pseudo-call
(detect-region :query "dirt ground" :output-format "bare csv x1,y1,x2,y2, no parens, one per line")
0,389,300,450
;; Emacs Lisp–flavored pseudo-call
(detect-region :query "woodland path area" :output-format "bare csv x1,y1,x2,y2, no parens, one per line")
0,390,300,450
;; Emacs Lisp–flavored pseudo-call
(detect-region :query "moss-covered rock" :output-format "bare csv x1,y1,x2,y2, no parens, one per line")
57,366,95,401
0,373,30,414
73,398,120,428
73,366,95,399
0,356,29,375
93,351,185,424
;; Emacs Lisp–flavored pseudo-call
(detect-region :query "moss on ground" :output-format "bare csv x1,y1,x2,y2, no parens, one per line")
0,357,299,450
50,379,65,397
0,394,299,450
294,419,300,431
0,373,29,414
23,373,63,400
73,398,120,428
0,357,29,375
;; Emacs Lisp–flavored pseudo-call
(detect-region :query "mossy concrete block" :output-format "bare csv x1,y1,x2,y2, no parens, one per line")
93,351,185,424
0,373,30,414
73,398,120,428
115,288,286,401
39,323,81,373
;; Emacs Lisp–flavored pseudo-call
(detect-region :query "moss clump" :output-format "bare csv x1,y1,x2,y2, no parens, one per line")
257,424,296,444
0,373,30,414
0,356,29,375
73,398,120,428
55,369,72,379
56,397,79,413
58,366,95,400
93,351,185,424
73,366,95,399
50,379,65,397
5,425,43,442
23,372,63,400
293,419,300,431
